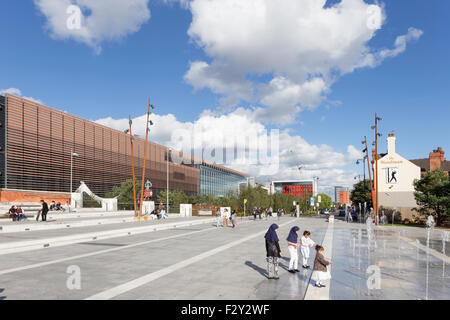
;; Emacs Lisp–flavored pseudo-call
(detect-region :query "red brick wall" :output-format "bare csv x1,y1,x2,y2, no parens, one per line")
0,189,71,204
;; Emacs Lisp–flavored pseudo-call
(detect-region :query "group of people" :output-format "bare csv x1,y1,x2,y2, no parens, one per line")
49,201,71,212
149,207,168,220
264,223,332,288
4,205,26,221
252,207,285,220
216,208,237,228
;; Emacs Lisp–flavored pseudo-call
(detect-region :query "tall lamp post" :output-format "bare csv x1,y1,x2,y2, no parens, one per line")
362,137,375,211
70,150,79,193
125,117,137,218
139,98,155,218
166,147,171,214
371,113,382,225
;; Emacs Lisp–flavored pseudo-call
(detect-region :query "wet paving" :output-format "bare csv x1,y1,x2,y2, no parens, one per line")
330,223,450,300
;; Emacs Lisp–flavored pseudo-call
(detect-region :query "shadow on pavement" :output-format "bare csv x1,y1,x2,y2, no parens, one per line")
245,261,267,278
0,288,5,300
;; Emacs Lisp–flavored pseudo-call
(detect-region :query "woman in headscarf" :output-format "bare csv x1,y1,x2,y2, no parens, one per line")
286,226,300,273
265,224,281,279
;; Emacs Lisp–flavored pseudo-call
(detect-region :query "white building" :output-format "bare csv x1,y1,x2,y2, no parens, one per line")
377,134,421,219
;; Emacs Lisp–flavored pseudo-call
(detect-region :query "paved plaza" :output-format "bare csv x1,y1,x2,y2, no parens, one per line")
0,213,449,300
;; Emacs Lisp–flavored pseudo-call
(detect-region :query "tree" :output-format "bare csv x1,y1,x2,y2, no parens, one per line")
105,179,141,210
157,190,189,208
350,179,373,209
413,169,450,227
317,193,332,211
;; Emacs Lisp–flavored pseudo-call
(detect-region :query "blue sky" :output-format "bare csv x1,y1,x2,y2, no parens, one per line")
1,0,449,193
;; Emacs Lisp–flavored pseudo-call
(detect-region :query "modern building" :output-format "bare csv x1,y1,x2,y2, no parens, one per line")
194,162,248,197
376,134,421,219
338,190,350,205
410,147,450,176
0,94,247,203
270,180,317,198
334,186,348,203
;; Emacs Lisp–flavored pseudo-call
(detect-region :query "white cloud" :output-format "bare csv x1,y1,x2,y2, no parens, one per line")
0,88,44,104
184,0,423,124
33,0,151,54
95,108,362,191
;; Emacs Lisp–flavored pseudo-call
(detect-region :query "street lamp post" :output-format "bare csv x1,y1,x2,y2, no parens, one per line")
167,147,171,214
70,150,79,193
371,113,382,225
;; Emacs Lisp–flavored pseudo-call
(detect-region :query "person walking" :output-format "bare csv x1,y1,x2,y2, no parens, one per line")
222,209,228,227
287,226,300,273
216,208,222,227
265,224,281,280
258,207,262,220
231,210,237,228
253,207,257,220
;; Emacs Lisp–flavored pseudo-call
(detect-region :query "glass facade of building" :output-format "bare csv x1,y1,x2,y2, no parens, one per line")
197,163,248,197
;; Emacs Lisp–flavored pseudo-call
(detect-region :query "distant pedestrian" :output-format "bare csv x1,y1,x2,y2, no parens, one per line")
253,207,257,220
36,200,49,222
286,226,300,273
231,210,237,228
265,224,281,280
258,207,262,220
216,209,222,227
311,245,332,288
301,231,315,269
222,209,229,227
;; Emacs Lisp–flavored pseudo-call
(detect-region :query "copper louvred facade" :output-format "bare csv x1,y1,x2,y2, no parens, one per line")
1,94,200,198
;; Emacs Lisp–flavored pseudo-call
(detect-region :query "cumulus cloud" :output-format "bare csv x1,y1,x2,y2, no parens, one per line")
0,88,44,104
184,0,423,124
95,108,362,191
33,0,151,54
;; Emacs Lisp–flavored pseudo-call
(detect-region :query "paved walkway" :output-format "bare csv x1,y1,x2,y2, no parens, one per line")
0,215,448,300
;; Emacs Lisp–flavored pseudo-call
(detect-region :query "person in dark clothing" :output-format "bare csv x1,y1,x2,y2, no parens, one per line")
8,206,18,221
36,200,49,222
265,223,281,279
253,207,257,220
258,207,262,220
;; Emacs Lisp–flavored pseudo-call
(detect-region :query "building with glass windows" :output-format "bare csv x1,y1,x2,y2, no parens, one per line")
196,163,248,197
0,94,248,203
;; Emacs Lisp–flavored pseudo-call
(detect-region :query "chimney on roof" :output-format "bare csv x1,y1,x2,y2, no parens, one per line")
429,147,445,171
387,133,396,154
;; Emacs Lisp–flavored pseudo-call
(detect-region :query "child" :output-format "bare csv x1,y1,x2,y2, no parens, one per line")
286,226,300,273
311,245,332,288
300,231,315,269
264,224,281,280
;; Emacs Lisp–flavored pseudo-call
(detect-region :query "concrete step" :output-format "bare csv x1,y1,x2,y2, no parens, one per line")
0,217,216,255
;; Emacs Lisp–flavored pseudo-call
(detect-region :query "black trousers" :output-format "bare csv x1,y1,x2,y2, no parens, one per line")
42,211,47,221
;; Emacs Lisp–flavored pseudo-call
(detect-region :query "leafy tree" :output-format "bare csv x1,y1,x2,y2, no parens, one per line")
350,179,373,209
157,190,189,208
413,169,450,226
105,179,141,210
317,193,333,211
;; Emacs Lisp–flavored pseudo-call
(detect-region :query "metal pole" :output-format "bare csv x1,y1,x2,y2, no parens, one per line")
129,116,137,218
139,99,151,218
375,113,379,226
167,148,170,214
364,137,375,213
70,149,73,194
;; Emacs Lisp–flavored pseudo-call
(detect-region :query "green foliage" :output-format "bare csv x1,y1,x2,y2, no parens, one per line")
105,178,141,209
350,179,373,208
413,169,450,226
317,193,333,210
